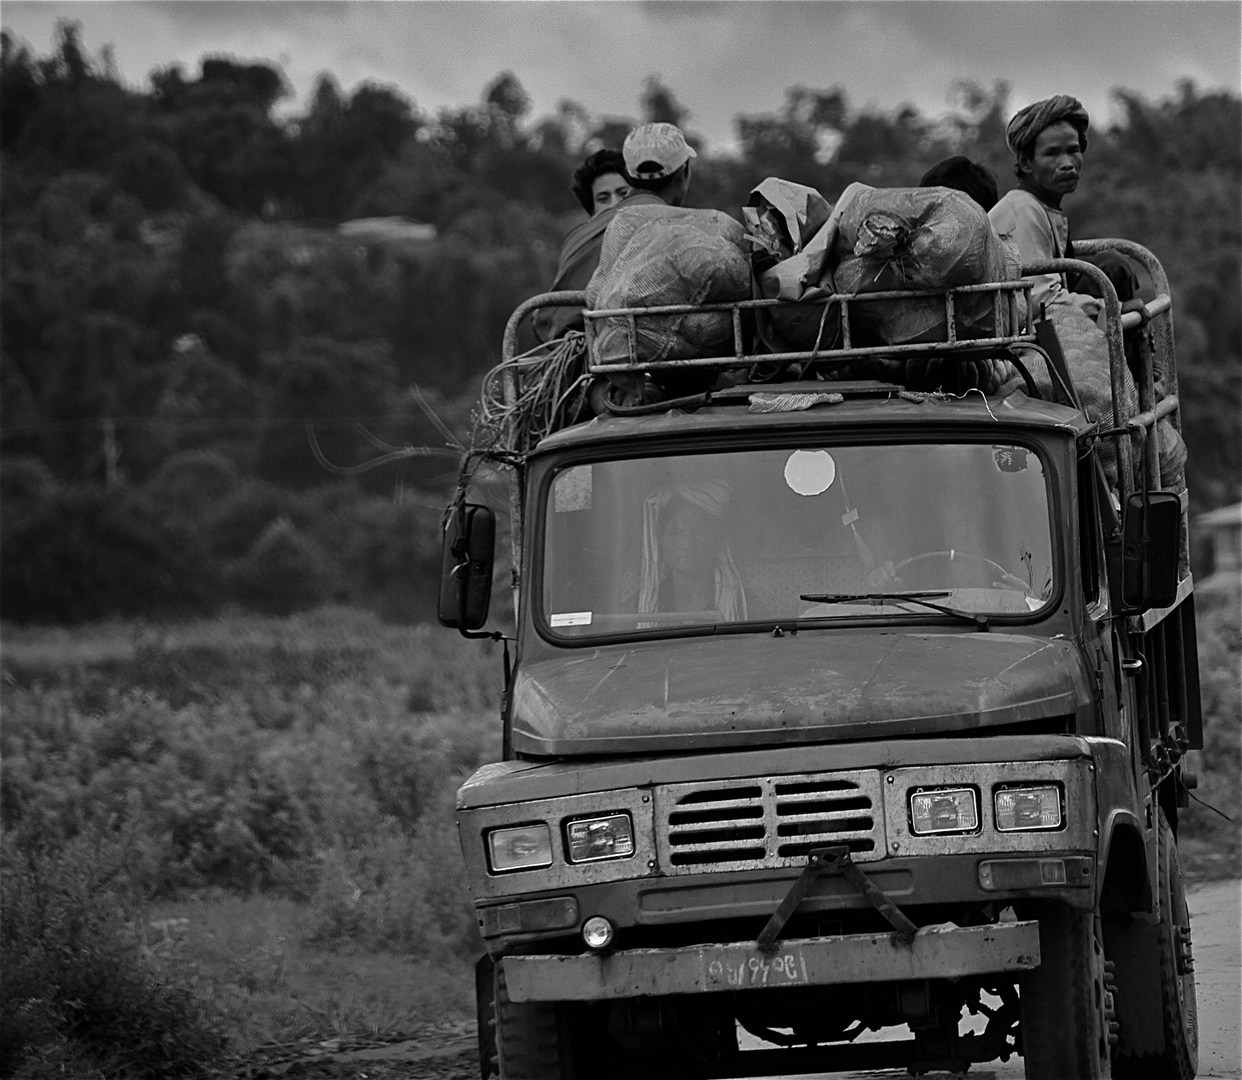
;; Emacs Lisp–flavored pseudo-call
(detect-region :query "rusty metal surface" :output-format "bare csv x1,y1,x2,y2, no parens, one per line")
460,787,658,901
509,630,1091,757
501,921,1042,1002
456,734,1097,808
879,759,1097,858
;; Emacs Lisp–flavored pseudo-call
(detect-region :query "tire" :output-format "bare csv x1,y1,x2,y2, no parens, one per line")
1019,901,1115,1079
494,960,574,1080
1113,811,1199,1079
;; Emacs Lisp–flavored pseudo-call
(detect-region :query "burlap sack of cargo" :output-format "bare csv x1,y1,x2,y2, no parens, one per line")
830,185,1013,348
586,204,751,397
742,178,840,354
1025,302,1186,491
897,226,1026,396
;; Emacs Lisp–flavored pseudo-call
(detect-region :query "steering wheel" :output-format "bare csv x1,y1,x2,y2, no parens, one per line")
893,550,1020,588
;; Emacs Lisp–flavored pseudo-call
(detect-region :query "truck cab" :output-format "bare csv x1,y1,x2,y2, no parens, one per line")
441,239,1201,1079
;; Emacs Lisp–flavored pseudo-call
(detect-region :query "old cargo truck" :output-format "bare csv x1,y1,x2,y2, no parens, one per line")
439,238,1201,1079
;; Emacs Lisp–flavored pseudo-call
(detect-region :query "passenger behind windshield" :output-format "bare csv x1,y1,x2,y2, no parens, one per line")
639,482,748,621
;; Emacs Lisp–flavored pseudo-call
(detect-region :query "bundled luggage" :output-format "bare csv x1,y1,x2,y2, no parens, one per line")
742,178,840,353
830,183,1017,346
586,204,751,396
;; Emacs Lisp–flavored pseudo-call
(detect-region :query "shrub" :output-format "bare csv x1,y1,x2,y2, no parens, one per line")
0,485,219,623
224,517,340,614
0,831,226,1079
145,449,241,521
0,455,58,508
204,478,294,561
1180,591,1242,878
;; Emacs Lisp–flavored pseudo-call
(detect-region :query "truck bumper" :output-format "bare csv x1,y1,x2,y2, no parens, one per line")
503,920,1041,1002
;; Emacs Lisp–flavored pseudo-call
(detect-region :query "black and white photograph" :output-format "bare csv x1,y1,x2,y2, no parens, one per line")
1,3,1238,1078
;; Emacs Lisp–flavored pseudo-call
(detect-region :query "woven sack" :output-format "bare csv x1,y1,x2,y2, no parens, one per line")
831,187,1012,346
586,205,751,393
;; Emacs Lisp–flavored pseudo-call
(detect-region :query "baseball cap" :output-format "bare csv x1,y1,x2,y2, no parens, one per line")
623,122,697,181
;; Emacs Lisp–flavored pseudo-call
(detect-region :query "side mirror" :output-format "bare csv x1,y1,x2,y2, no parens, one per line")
1121,491,1181,611
438,503,495,631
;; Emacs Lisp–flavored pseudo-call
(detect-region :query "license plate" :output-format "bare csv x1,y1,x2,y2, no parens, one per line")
702,943,809,990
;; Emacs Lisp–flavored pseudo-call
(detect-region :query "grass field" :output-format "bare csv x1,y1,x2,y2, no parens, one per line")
1,599,1237,1077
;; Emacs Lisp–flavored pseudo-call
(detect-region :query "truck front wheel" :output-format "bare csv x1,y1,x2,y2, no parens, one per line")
1019,901,1115,1079
494,960,577,1079
1112,810,1199,1079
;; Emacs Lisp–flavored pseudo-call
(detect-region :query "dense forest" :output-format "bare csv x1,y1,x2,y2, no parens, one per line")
2,22,1239,624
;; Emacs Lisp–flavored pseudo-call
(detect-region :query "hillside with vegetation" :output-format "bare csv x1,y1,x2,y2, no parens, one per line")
1,21,1239,1079
2,22,1239,625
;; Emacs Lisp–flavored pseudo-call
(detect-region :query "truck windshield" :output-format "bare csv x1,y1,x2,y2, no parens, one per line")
540,443,1054,638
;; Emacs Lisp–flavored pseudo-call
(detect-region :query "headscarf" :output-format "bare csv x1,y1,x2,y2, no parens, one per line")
1005,95,1090,157
639,481,747,620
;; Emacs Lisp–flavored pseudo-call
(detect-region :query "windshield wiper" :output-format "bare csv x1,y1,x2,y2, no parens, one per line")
798,591,989,630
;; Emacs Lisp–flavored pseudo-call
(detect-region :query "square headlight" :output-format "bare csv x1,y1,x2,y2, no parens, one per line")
487,823,554,873
910,787,979,835
994,785,1063,832
566,813,635,864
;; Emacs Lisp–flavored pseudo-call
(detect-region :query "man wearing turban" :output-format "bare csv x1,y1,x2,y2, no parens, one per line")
988,95,1101,319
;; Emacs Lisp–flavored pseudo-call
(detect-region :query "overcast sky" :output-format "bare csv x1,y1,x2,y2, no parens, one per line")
4,1,1239,154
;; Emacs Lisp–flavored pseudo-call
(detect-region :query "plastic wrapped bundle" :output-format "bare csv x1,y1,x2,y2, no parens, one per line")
831,186,1015,346
586,205,751,395
742,178,840,353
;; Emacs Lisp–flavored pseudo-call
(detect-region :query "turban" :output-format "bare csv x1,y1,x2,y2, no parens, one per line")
1005,95,1090,156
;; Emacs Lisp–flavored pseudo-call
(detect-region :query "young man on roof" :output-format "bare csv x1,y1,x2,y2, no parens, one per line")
534,123,696,342
571,148,631,217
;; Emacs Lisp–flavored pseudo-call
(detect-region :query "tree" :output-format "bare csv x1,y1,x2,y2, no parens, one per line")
640,75,688,127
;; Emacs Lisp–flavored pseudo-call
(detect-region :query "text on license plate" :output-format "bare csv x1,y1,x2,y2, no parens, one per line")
702,945,808,990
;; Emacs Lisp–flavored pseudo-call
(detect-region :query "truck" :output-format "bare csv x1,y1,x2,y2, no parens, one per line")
438,234,1202,1079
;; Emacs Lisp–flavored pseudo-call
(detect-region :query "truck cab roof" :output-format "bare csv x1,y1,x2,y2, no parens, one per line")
533,379,1092,458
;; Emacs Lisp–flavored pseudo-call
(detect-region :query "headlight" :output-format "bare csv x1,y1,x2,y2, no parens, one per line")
566,813,635,863
487,824,554,872
994,785,1063,831
909,787,979,835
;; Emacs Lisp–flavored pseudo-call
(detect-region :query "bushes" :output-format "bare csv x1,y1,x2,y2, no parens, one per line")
1179,590,1242,878
0,461,449,625
1,614,501,915
0,484,219,623
0,831,226,1079
225,516,339,614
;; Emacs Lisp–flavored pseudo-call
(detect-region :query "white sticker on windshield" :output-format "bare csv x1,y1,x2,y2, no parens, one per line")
784,450,836,495
554,465,592,511
551,611,593,627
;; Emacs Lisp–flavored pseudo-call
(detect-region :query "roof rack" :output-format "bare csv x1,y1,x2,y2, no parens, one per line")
498,244,1178,504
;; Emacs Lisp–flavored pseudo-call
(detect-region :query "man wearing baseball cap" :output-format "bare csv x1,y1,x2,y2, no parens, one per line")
534,122,697,342
622,121,696,203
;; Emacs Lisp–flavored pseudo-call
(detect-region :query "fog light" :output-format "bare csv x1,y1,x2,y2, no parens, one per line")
994,785,1063,832
909,787,979,835
582,915,615,951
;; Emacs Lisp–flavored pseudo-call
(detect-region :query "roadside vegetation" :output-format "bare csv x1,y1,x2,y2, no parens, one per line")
1,18,1238,1080
0,609,502,1077
2,602,1238,1077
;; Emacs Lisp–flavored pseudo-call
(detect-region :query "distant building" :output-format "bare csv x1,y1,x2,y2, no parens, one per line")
338,217,437,244
1195,501,1242,594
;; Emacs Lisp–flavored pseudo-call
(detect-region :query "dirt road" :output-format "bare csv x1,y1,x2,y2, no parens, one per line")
235,878,1239,1080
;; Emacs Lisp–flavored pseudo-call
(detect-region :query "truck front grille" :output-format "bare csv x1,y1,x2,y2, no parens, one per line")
656,771,885,873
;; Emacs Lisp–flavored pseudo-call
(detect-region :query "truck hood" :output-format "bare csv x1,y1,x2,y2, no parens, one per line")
510,631,1091,756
